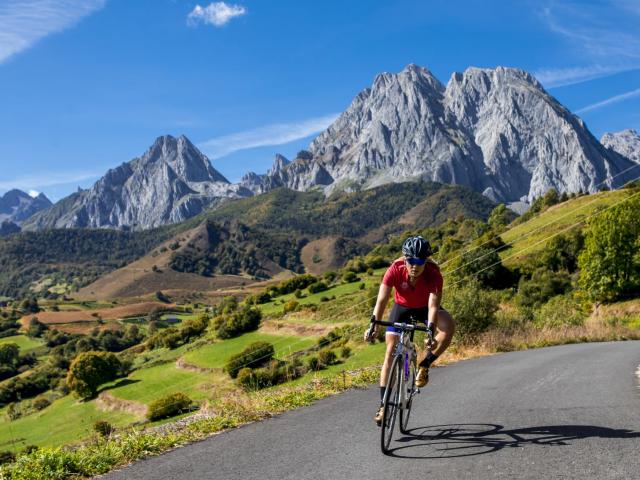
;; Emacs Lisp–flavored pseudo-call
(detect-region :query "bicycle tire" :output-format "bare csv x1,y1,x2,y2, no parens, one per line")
381,356,401,454
399,356,416,434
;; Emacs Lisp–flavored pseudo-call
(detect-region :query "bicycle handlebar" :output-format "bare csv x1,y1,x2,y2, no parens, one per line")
369,319,430,332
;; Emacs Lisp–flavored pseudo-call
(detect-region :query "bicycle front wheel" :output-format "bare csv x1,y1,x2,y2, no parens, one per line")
399,357,416,434
381,356,401,454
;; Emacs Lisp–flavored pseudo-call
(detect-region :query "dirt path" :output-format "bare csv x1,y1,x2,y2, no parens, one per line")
96,392,148,417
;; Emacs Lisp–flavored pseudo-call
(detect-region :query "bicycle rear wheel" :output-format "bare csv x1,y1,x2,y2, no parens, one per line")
399,357,416,434
381,356,401,454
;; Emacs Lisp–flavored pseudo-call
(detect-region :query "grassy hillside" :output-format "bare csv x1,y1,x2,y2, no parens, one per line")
500,189,630,266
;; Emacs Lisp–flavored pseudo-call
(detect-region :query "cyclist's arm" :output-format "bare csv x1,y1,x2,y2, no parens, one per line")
372,283,392,321
427,291,441,330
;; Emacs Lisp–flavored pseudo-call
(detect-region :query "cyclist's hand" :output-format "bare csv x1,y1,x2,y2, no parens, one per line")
364,327,377,343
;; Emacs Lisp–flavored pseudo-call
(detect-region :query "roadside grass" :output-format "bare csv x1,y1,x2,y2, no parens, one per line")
500,190,629,265
182,332,317,370
0,335,43,353
0,395,137,454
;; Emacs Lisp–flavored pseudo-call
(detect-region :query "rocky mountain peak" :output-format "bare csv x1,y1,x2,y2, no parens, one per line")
601,129,640,164
0,189,52,224
23,135,247,231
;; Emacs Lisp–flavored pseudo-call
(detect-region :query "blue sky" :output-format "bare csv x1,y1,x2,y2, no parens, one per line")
0,0,639,201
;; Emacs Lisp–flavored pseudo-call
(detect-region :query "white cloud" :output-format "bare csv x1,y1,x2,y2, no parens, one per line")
536,2,640,88
0,171,102,193
576,88,640,114
199,114,340,159
0,0,106,65
535,64,640,88
187,2,246,27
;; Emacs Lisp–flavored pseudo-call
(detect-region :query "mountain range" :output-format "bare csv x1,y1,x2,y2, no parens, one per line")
0,189,51,230
12,65,640,232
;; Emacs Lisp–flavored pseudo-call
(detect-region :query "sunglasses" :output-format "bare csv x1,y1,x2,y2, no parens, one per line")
405,257,426,266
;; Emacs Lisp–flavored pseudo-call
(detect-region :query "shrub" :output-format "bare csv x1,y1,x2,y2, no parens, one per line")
446,278,498,342
533,294,589,328
516,269,572,311
307,281,328,294
214,306,262,339
283,300,299,314
147,392,194,421
307,356,322,371
225,341,275,379
32,396,51,411
318,349,337,366
340,346,352,358
0,450,15,465
342,271,358,283
93,420,113,437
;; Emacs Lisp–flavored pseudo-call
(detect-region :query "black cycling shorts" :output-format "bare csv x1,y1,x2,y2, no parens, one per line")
385,303,446,335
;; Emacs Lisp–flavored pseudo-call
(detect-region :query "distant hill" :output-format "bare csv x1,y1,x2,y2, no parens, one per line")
10,181,495,299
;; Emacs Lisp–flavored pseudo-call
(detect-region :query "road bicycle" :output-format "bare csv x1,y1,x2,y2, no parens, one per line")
367,316,433,454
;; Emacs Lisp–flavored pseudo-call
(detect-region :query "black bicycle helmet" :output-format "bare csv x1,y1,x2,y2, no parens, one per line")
402,235,432,259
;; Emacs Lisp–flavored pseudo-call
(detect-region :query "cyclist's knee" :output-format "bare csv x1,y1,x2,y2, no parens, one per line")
437,310,455,336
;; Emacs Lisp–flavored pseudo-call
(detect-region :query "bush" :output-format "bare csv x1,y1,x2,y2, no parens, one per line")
342,271,358,283
225,341,275,379
93,420,113,437
533,294,589,328
0,450,15,465
283,300,299,314
213,306,262,339
307,281,328,294
340,346,352,358
147,392,194,421
318,349,337,366
307,356,322,371
32,396,51,411
446,278,498,342
516,269,572,311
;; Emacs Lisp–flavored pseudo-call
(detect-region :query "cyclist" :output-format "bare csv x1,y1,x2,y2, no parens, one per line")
364,235,455,425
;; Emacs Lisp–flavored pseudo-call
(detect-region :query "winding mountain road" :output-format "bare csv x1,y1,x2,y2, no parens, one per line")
101,341,640,480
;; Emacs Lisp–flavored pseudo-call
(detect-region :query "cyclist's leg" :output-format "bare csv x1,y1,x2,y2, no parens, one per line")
432,308,455,356
379,304,407,396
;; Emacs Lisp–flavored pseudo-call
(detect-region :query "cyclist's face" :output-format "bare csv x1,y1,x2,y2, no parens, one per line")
404,258,425,277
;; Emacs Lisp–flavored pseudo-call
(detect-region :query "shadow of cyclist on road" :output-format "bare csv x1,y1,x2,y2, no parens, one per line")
387,423,640,458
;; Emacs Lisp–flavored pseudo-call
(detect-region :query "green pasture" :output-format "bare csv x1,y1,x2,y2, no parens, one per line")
0,335,43,353
182,331,318,369
500,190,630,265
259,275,379,317
105,362,214,405
0,395,137,453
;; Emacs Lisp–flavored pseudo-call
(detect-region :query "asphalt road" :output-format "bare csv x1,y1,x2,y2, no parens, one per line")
101,341,640,480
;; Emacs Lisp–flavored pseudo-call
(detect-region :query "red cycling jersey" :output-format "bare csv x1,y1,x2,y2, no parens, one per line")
382,259,443,308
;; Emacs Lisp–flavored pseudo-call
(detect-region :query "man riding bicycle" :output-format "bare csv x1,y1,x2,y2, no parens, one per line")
364,236,456,425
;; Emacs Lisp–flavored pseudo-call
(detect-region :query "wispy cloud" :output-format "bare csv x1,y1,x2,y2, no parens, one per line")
199,114,339,159
187,2,246,27
0,171,102,193
576,88,640,114
0,0,106,65
535,64,640,88
536,2,640,88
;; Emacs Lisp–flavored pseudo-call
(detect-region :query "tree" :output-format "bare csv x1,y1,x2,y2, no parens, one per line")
66,351,122,399
0,344,19,367
487,204,516,230
578,196,640,302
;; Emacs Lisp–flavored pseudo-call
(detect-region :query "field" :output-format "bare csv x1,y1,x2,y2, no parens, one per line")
0,335,43,353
